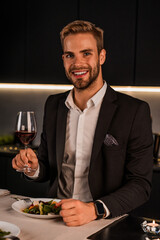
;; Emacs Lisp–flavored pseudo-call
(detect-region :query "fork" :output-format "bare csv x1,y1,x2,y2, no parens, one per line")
12,197,32,204
21,198,32,203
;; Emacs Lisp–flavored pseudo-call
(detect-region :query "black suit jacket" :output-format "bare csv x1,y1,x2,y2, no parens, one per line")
37,85,153,218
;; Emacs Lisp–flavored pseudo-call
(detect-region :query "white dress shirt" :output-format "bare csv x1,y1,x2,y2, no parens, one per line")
64,82,107,202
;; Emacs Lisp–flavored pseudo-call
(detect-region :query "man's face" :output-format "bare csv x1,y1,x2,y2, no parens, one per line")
62,33,105,90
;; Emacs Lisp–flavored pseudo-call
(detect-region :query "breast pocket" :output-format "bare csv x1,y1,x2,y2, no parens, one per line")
103,144,123,151
103,143,126,165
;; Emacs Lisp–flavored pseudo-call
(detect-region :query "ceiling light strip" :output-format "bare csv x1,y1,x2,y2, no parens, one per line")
112,86,160,92
0,83,160,92
0,83,72,90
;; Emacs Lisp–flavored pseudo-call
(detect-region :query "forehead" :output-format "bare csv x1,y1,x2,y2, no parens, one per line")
63,33,97,52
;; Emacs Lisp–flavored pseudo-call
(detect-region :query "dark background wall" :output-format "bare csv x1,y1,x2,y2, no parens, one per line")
1,0,160,86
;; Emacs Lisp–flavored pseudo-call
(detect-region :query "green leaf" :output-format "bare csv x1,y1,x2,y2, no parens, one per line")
43,205,52,214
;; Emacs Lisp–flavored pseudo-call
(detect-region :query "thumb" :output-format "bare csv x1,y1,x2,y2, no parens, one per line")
26,148,37,158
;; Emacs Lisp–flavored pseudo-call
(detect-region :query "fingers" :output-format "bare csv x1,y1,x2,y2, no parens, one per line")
25,148,37,159
12,148,38,171
12,150,28,170
60,207,82,227
12,156,26,171
56,199,75,208
57,199,97,226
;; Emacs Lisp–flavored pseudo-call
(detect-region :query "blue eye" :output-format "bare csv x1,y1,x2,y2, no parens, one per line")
84,52,91,56
66,54,74,58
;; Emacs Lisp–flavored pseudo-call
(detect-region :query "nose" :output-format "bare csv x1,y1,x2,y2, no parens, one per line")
73,55,83,66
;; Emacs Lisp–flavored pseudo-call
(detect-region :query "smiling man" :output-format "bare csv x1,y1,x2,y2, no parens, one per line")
62,33,105,90
61,27,106,111
12,20,153,227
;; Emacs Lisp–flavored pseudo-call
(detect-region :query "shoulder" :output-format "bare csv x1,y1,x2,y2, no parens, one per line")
104,85,151,119
45,90,70,106
108,85,150,109
116,91,151,115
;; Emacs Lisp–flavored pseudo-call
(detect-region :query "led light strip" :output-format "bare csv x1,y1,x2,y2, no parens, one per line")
112,86,160,92
0,83,72,90
0,83,160,92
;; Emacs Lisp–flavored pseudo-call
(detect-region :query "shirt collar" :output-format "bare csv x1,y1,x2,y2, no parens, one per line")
65,81,107,110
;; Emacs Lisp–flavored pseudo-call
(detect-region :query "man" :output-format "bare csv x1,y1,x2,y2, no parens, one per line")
12,20,153,226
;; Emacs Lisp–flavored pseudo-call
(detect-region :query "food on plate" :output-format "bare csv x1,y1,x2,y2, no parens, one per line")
23,200,61,215
0,228,10,237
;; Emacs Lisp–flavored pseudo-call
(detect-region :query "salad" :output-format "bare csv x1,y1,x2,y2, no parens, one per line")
23,200,61,215
0,229,10,238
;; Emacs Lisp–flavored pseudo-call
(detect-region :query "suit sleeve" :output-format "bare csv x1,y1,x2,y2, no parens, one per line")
36,96,53,182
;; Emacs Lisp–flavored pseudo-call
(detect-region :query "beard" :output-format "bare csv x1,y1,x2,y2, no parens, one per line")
65,60,100,90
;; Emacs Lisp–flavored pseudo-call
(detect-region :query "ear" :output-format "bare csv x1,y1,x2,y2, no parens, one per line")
99,49,106,65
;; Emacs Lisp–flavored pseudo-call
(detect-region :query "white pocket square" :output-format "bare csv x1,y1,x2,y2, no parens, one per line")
104,134,119,146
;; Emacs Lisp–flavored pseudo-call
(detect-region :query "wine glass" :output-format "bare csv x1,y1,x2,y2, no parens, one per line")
15,111,37,172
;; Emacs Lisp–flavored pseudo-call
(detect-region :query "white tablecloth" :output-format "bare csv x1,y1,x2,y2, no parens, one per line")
0,194,124,240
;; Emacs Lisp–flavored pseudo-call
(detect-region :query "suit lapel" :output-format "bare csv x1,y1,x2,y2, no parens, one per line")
56,96,69,176
90,85,118,166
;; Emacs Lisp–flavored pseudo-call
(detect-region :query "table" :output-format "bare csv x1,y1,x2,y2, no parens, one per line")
0,194,123,240
88,215,147,240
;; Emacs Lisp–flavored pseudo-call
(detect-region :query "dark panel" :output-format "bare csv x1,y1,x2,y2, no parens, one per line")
79,0,137,85
25,0,78,84
0,1,25,83
88,216,145,240
135,0,160,86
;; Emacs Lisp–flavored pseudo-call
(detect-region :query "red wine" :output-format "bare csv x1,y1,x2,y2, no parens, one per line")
15,131,36,145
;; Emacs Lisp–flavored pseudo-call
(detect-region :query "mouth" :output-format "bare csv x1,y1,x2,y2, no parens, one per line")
72,70,88,78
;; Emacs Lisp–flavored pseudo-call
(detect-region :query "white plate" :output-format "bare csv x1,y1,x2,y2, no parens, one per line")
0,221,20,237
12,198,61,219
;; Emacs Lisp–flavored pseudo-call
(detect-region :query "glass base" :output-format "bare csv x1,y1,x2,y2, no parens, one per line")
16,166,36,173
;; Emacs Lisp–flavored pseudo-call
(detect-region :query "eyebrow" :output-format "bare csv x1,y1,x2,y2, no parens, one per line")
63,51,73,55
63,49,93,55
80,49,93,53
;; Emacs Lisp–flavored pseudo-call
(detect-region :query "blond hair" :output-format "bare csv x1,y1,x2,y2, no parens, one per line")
60,20,104,54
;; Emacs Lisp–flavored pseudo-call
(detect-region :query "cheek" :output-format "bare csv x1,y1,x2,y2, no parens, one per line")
63,61,70,71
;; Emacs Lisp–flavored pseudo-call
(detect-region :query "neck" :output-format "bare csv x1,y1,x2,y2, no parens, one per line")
73,77,104,111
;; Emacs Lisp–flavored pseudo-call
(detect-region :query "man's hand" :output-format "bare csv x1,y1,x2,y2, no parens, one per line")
56,199,97,226
12,148,38,176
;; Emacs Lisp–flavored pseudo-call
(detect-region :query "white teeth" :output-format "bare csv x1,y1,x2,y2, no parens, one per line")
74,71,87,75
